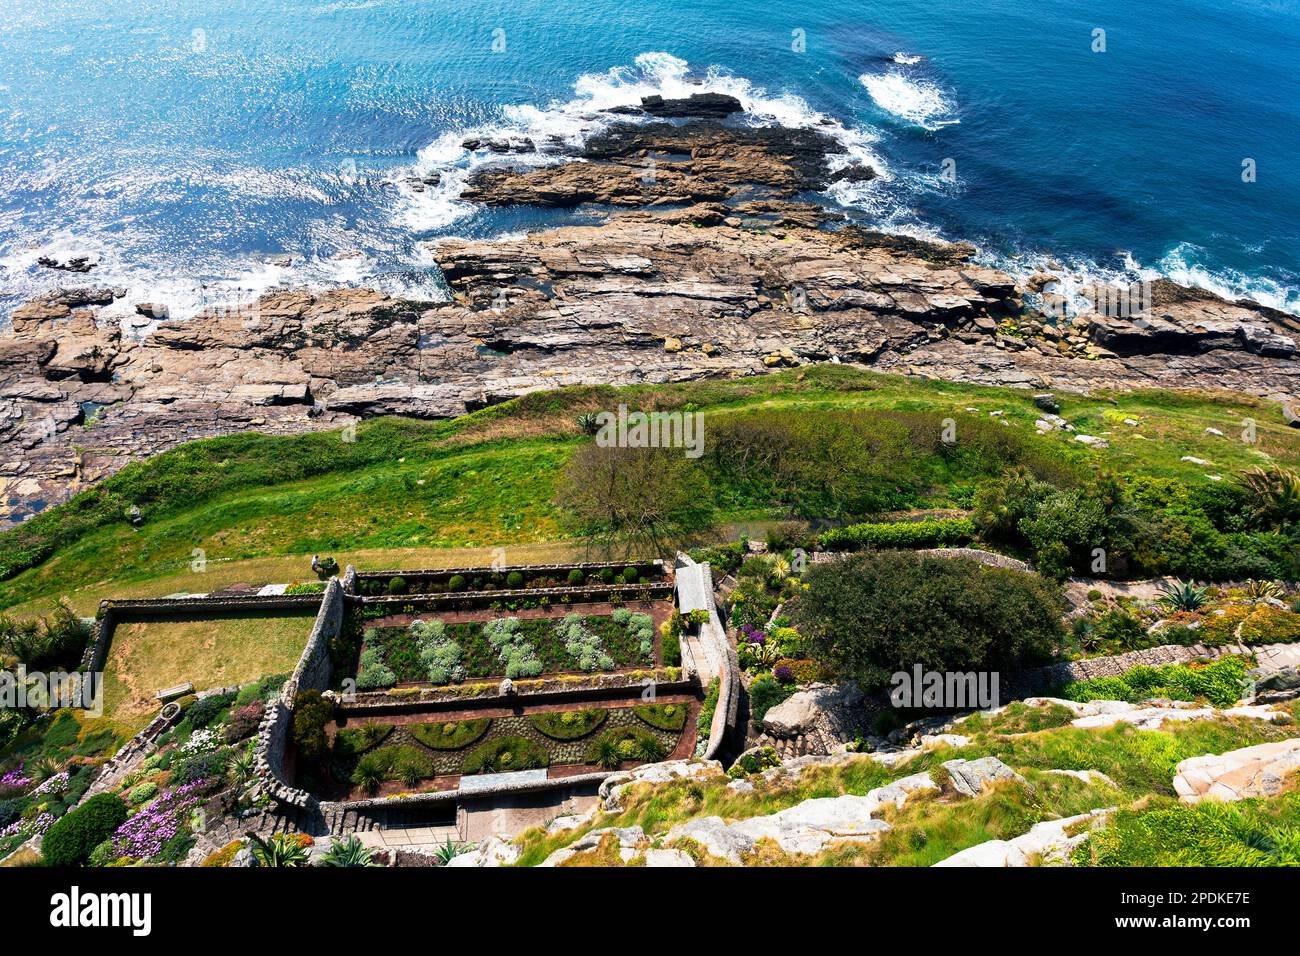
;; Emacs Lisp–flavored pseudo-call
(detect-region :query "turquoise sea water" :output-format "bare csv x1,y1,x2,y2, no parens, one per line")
0,0,1297,322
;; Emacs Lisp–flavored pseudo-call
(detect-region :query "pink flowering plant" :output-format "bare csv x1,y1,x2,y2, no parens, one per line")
110,778,208,860
0,764,34,794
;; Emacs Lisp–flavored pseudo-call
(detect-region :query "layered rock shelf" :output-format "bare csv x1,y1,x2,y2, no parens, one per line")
3,116,1299,522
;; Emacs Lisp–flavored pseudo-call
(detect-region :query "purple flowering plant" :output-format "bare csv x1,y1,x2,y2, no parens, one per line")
110,778,208,860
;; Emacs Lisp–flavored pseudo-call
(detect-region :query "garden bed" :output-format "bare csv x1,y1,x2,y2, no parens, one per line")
316,696,697,802
346,600,673,689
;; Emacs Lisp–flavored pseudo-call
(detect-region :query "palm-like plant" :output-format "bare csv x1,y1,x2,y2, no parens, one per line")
1235,466,1300,531
1157,578,1209,612
246,831,312,868
228,748,255,789
592,738,622,770
318,835,376,867
575,412,601,436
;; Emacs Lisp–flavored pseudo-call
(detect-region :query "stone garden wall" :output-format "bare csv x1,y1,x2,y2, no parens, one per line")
1003,640,1266,699
254,579,345,812
674,553,739,761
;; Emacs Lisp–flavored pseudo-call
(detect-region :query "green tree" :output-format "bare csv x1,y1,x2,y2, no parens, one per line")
794,552,1066,690
556,444,715,556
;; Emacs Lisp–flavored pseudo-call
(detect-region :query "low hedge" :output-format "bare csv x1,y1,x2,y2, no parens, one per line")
633,703,687,732
40,793,128,867
529,709,607,741
819,517,976,552
410,719,492,751
462,736,549,775
333,724,393,758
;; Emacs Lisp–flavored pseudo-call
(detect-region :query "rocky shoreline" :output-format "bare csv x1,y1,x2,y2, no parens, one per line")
3,103,1299,523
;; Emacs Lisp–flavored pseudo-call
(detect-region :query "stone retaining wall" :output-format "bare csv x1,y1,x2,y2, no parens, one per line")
82,592,325,676
1003,641,1264,699
340,673,695,717
253,579,345,812
675,553,739,761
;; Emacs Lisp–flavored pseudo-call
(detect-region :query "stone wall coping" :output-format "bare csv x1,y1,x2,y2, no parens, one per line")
354,558,665,579
338,675,697,717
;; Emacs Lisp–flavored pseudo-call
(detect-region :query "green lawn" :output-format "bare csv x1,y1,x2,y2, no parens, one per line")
3,366,1296,613
99,611,315,734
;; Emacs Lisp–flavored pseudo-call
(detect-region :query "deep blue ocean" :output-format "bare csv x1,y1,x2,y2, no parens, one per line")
1,0,1297,324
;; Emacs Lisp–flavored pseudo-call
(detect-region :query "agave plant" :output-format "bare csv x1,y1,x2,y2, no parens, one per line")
433,838,470,866
1245,579,1283,603
318,835,376,868
575,412,601,436
1157,578,1209,612
246,831,311,868
1235,466,1300,531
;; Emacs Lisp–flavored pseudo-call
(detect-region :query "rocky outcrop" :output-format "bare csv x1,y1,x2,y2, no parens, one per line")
942,756,1025,797
1172,739,1300,803
665,769,937,862
932,808,1115,867
4,114,1298,523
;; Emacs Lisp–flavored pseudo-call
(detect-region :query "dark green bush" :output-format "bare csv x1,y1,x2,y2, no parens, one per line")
186,691,238,729
40,794,128,867
291,690,334,767
567,569,585,586
748,676,794,727
387,576,407,595
622,567,638,583
506,571,525,588
447,574,467,591
586,727,666,769
795,552,1066,690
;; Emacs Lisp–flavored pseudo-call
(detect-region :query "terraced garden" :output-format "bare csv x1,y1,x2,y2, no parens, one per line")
321,701,694,800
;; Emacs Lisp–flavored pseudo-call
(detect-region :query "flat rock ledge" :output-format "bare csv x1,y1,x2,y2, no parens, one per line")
1173,738,1300,804
5,114,1298,522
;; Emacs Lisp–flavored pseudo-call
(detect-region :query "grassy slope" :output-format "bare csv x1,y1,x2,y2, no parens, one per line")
4,366,1296,614
515,701,1300,867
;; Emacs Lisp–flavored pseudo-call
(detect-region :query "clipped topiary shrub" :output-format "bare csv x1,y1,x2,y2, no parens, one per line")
410,719,492,750
530,708,607,741
462,736,549,775
633,702,687,732
332,724,393,758
447,574,467,592
567,569,585,586
387,576,407,595
506,571,525,588
40,793,128,867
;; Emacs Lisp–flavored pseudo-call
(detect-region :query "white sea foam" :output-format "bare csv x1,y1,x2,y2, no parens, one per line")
396,51,891,233
893,52,924,65
859,69,958,130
